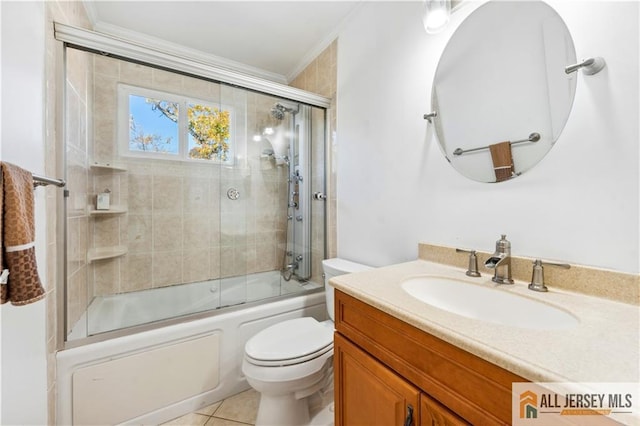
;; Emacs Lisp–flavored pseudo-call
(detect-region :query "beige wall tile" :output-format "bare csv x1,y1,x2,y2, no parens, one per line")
153,175,184,213
128,174,153,213
120,61,153,85
153,213,184,251
128,214,152,253
183,249,211,284
93,216,121,247
122,254,153,292
184,213,212,249
92,260,120,296
153,251,183,287
94,54,120,78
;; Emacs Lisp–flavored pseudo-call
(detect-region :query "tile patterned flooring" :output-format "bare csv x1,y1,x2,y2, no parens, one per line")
161,389,260,426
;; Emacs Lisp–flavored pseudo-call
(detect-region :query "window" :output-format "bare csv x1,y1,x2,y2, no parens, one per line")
118,84,233,163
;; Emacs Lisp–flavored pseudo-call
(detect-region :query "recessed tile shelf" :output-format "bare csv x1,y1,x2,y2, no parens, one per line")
87,246,128,263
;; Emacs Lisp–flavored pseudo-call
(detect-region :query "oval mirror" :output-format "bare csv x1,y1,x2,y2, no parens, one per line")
431,1,577,182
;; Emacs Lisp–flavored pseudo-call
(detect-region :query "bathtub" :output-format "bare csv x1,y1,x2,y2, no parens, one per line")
68,270,319,339
57,274,327,425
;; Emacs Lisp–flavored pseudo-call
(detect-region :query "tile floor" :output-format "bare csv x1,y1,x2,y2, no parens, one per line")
161,389,260,426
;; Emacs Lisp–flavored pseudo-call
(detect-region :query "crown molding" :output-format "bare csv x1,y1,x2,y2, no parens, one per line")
54,22,331,108
286,1,364,83
81,1,98,27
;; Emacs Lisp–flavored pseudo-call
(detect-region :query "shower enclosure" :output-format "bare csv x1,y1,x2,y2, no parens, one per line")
63,45,328,342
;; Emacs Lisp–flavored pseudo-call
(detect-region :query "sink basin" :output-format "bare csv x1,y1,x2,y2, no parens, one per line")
401,276,579,330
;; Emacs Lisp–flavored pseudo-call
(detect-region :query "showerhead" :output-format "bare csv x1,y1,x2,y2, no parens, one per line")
270,104,286,120
270,102,298,120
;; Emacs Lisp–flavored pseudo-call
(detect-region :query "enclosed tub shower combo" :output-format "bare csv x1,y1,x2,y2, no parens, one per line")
55,24,332,425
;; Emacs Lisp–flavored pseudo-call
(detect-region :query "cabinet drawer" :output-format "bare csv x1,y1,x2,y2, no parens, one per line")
335,290,524,425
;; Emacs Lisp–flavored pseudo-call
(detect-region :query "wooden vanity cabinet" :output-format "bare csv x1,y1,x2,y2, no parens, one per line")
334,290,525,425
335,333,467,426
334,333,420,426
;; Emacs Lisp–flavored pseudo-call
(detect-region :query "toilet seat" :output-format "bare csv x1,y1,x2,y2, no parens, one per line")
245,317,334,367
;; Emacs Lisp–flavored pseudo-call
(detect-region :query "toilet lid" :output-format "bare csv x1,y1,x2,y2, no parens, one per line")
245,317,333,366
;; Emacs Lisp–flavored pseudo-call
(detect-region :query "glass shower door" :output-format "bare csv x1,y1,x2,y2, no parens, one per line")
217,84,249,307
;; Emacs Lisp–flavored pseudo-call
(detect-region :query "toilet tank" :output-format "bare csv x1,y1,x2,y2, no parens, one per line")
322,258,372,322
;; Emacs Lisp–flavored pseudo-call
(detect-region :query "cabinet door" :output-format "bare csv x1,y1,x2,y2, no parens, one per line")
334,333,420,426
421,393,470,426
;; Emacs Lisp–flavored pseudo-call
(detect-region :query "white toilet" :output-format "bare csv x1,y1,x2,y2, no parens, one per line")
242,258,371,426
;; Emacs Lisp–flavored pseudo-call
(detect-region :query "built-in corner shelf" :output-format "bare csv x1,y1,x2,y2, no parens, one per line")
87,246,127,263
87,162,129,265
88,206,128,216
90,162,127,172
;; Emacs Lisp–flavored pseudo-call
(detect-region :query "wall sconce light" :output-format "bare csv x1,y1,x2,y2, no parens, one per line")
423,0,451,34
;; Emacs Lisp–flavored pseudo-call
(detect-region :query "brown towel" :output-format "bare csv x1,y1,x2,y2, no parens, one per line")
1,162,45,306
489,141,514,182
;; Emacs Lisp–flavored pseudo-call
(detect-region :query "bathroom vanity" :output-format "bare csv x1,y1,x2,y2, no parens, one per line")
334,290,522,425
330,259,639,426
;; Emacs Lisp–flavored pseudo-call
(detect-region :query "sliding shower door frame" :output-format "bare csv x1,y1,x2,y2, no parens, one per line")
55,25,332,349
53,23,331,109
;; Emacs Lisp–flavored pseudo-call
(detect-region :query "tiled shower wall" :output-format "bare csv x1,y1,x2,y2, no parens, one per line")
88,56,294,297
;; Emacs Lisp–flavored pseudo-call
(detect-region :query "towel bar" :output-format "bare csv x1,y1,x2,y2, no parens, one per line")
453,132,540,156
33,173,66,188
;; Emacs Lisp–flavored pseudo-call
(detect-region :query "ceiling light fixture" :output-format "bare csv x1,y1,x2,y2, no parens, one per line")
423,0,451,34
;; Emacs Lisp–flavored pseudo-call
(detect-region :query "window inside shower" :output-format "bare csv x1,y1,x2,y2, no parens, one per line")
63,46,327,342
118,84,235,164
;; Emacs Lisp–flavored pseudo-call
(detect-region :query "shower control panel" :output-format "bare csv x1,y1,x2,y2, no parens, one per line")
292,171,302,209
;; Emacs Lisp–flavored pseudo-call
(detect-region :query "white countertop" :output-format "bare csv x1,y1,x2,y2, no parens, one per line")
330,260,640,385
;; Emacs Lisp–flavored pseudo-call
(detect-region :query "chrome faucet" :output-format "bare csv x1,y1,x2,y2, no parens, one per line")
281,262,298,281
484,234,514,284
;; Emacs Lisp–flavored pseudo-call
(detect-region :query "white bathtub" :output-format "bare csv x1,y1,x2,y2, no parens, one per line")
57,278,327,425
69,270,319,339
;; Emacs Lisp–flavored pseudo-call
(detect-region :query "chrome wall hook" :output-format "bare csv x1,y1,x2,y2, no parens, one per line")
565,57,606,75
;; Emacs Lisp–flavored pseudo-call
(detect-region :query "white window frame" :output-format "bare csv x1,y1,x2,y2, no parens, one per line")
117,83,235,164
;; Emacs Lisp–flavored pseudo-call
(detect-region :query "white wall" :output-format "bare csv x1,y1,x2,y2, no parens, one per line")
337,1,639,274
0,1,49,424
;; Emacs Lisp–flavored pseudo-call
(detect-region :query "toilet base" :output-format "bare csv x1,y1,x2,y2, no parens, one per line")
255,393,310,426
309,401,334,426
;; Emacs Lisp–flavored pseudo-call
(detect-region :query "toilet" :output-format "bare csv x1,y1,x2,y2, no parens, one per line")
242,258,372,426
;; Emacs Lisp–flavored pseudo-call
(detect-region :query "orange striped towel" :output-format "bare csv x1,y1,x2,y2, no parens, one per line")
1,162,45,306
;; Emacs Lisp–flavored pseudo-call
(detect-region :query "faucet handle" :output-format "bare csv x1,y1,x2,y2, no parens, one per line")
528,259,571,292
455,248,481,277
